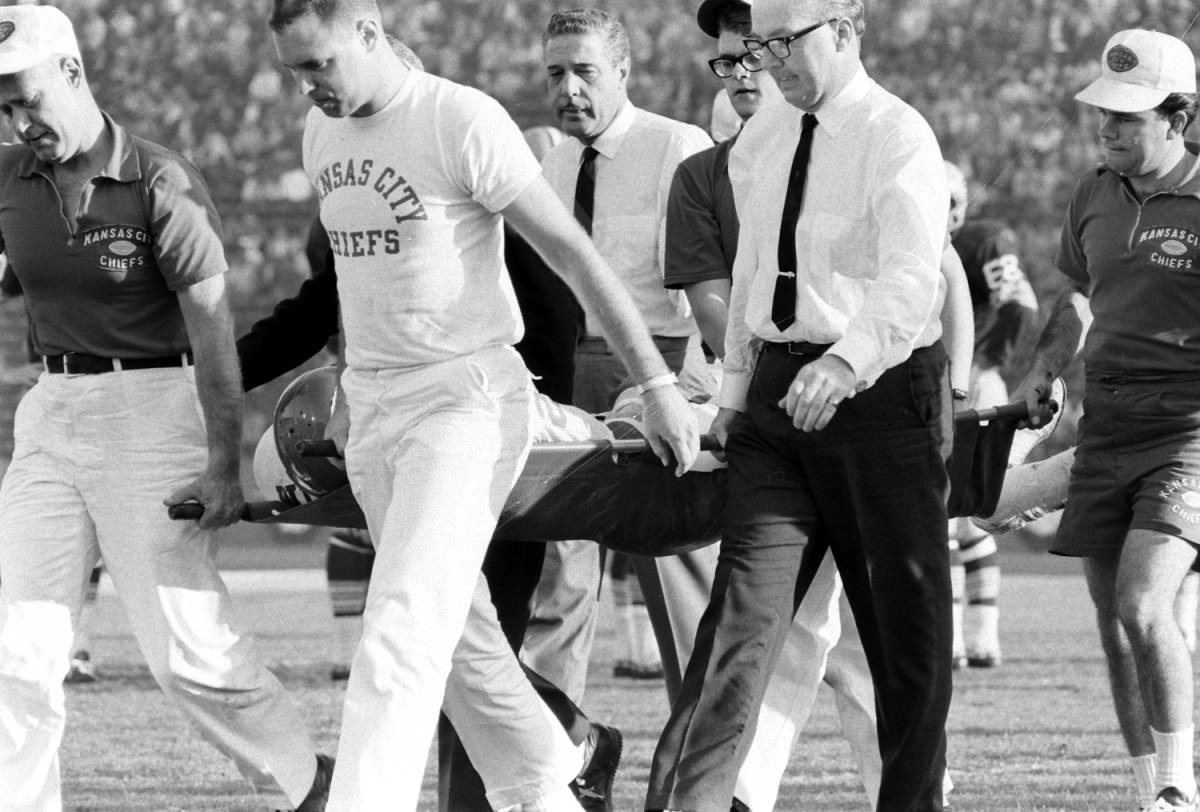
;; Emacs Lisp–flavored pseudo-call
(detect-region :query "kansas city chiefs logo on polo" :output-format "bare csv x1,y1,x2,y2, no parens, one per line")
80,224,152,272
1107,45,1139,72
1137,226,1200,272
0,22,14,44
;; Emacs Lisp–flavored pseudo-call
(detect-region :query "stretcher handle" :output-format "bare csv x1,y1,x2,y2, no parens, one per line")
295,435,725,459
167,501,257,521
960,398,1057,426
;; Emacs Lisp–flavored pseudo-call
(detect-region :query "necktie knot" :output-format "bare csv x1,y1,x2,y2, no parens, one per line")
581,146,599,165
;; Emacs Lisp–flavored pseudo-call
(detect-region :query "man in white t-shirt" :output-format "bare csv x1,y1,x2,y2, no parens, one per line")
268,1,699,810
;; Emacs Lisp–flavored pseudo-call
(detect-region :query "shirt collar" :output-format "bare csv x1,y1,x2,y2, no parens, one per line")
587,99,636,161
17,112,142,182
809,65,871,138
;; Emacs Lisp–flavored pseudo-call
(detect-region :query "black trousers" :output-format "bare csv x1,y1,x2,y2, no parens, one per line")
647,343,953,812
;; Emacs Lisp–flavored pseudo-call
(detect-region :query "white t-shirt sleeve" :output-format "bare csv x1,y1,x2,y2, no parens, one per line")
459,96,541,213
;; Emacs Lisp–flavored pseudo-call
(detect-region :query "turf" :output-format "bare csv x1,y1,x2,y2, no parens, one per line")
57,553,1161,811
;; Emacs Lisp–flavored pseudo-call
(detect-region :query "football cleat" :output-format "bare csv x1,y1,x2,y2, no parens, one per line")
64,651,97,684
1147,786,1199,811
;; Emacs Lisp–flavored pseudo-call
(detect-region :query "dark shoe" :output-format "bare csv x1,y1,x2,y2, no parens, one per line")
64,651,97,684
571,723,623,812
1148,786,1199,811
966,650,1001,668
732,798,751,812
278,754,334,812
330,665,350,682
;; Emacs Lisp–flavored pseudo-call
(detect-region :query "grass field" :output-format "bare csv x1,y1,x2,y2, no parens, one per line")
55,540,1169,811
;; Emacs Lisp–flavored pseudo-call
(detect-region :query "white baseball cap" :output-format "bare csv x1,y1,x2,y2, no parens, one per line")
1075,29,1197,113
0,5,81,76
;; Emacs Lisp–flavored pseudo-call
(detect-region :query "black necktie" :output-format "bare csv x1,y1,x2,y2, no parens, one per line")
574,146,599,235
772,113,818,331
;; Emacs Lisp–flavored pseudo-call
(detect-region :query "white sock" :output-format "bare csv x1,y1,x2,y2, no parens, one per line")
1152,726,1197,798
332,614,363,669
966,604,1000,654
951,599,965,658
617,605,639,663
1132,752,1157,808
634,610,660,667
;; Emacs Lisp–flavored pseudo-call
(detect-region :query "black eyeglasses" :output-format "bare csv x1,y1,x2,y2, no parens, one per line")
707,52,764,79
744,18,838,61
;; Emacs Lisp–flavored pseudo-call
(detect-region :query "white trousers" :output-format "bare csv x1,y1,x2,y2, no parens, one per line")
735,550,880,809
330,347,581,812
0,369,316,812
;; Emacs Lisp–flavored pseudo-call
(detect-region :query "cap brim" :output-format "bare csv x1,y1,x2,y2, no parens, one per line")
0,48,53,76
1075,76,1170,113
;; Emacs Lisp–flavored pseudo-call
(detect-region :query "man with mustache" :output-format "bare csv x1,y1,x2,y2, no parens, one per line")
526,6,716,711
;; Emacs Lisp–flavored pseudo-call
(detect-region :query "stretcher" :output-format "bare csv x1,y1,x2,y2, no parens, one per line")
171,401,1041,557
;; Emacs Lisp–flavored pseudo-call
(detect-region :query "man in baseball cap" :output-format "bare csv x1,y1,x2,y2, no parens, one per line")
1014,27,1200,812
1076,28,1196,112
0,4,81,75
0,4,333,810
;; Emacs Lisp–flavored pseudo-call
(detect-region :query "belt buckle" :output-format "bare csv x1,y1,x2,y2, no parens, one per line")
61,351,80,377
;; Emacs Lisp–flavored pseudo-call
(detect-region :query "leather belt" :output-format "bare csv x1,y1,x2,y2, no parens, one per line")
762,341,832,357
43,351,194,375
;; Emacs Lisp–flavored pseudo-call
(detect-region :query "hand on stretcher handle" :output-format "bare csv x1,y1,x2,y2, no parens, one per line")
964,399,1057,426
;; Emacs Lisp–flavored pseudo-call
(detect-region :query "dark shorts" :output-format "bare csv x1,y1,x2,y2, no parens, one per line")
1054,379,1200,558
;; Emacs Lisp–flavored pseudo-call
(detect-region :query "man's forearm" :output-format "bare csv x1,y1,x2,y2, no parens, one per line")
194,339,245,475
1028,285,1089,383
503,179,671,386
545,240,671,384
684,280,731,360
178,278,245,476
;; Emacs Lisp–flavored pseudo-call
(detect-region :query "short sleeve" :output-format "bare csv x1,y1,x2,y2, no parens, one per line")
664,147,735,289
460,96,541,213
143,149,228,291
1055,176,1093,289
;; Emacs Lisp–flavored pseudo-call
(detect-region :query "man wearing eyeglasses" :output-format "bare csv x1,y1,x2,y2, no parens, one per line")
646,1,952,810
663,3,880,807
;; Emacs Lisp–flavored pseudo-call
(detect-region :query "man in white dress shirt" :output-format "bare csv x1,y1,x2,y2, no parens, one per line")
522,8,717,706
645,1,952,810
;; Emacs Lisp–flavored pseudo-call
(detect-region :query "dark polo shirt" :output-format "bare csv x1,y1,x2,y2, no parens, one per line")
0,113,226,358
663,135,738,290
1058,143,1200,381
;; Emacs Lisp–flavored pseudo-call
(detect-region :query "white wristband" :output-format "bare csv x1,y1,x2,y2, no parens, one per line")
636,372,677,395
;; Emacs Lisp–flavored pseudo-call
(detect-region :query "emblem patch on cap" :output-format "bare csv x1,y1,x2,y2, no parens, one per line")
1107,44,1139,72
0,22,15,44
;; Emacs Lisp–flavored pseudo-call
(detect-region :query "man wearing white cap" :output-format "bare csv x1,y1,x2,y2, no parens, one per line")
0,5,331,810
1014,27,1200,812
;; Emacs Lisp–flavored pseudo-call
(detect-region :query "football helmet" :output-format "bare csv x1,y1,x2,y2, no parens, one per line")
274,365,348,498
